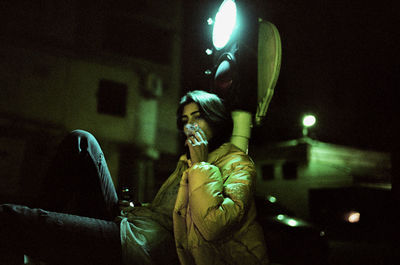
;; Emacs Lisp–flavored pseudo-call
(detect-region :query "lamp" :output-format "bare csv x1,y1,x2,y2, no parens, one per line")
302,114,316,137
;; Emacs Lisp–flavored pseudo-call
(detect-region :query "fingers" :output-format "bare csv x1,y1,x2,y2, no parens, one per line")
185,125,207,149
192,131,207,144
194,131,204,142
188,136,207,147
186,137,194,146
195,127,207,141
185,125,209,165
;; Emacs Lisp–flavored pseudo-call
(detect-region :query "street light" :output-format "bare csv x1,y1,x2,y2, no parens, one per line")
212,0,237,50
206,0,282,153
208,0,281,117
302,114,316,137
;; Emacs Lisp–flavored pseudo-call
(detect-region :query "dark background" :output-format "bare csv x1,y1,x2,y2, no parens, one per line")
182,0,398,153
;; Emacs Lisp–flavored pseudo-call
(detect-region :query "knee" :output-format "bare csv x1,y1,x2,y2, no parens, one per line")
57,130,100,156
0,204,20,223
0,203,13,214
69,129,95,141
68,130,97,146
67,130,102,155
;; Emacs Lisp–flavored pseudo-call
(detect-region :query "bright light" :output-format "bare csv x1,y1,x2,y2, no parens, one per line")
267,195,277,203
346,211,361,223
276,214,300,227
212,0,237,50
288,219,298,227
207,18,214,25
303,115,316,127
205,48,213,55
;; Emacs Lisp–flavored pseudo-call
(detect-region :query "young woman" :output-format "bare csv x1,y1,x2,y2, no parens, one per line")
171,90,268,264
0,90,268,265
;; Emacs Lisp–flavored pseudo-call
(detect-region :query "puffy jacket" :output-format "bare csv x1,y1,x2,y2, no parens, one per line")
173,143,269,265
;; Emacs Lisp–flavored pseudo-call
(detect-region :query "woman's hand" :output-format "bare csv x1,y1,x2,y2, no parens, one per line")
186,127,208,165
119,200,142,211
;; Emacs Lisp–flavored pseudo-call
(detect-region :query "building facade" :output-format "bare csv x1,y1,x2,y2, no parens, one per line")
0,0,183,204
253,137,391,220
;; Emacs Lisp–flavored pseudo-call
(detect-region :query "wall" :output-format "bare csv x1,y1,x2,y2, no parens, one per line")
0,0,183,203
254,139,391,219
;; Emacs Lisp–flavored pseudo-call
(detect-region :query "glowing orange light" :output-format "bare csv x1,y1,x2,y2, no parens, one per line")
346,211,360,223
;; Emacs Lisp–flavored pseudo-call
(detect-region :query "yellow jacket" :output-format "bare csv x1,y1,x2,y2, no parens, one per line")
172,143,269,265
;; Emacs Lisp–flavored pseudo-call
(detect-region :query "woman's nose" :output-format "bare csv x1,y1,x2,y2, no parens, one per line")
184,123,199,137
187,117,195,124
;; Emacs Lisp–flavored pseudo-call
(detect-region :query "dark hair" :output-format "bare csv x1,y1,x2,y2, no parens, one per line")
177,90,233,151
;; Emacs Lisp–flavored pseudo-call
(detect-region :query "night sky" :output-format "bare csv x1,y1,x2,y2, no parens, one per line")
181,0,398,153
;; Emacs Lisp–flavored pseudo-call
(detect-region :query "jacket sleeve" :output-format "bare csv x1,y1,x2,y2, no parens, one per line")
186,153,256,241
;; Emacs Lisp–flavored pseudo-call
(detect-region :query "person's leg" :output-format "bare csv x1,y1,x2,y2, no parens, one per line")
0,204,122,265
39,129,119,220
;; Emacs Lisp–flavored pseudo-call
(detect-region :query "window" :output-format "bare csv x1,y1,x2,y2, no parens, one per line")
97,79,127,117
261,164,275,180
282,161,297,180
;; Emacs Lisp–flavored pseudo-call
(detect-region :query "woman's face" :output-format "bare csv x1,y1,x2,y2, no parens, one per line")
181,102,213,141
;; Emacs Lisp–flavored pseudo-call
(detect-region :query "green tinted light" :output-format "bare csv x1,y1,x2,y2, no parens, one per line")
204,69,212,75
267,195,277,203
303,115,316,127
287,219,298,227
212,0,237,50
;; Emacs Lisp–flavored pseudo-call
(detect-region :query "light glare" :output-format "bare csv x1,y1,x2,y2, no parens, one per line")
303,115,316,127
346,211,360,223
267,195,277,203
212,0,237,50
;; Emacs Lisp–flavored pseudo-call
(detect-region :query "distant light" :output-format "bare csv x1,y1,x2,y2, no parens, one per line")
346,211,360,223
288,219,298,227
207,18,214,25
267,195,277,203
320,231,326,237
205,48,213,55
204,69,212,75
303,114,316,127
212,0,237,50
276,214,301,227
129,202,134,207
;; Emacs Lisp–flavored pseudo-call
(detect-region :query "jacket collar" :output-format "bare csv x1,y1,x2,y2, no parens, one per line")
207,142,238,164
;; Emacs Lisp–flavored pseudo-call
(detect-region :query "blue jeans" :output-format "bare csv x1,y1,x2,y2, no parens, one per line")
0,130,121,265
